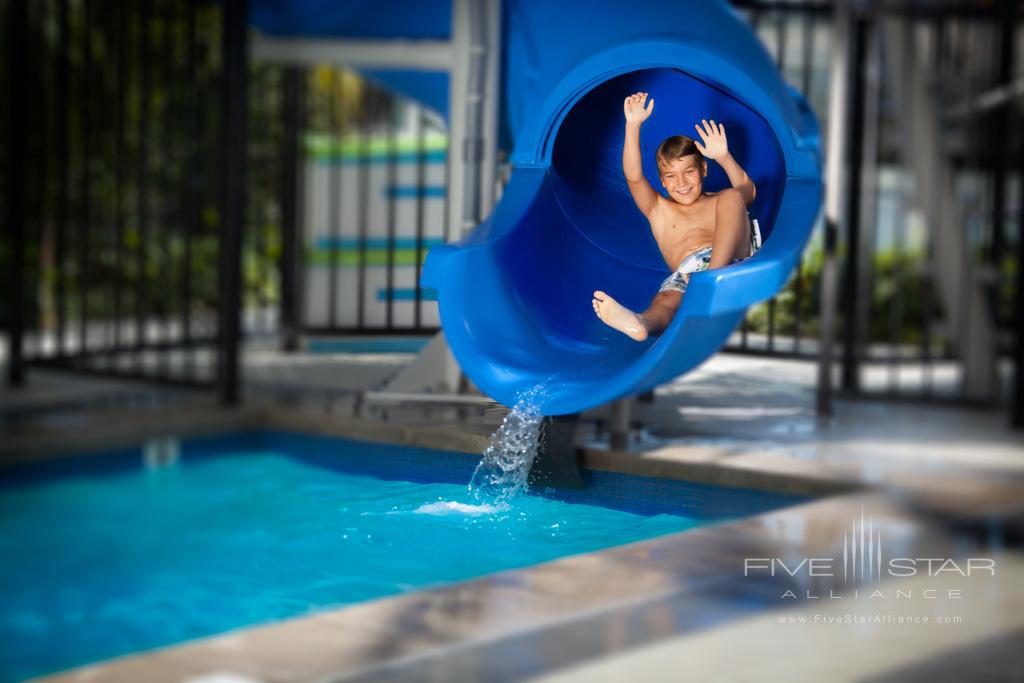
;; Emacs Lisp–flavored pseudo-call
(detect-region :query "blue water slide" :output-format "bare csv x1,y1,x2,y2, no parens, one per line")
250,0,822,416
421,0,822,415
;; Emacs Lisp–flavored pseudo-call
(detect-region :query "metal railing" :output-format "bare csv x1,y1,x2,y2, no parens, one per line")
292,71,449,336
727,1,832,359
5,0,227,389
730,1,1021,418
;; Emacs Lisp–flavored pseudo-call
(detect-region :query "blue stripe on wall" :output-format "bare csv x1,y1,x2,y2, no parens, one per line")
377,288,438,301
314,237,445,250
385,185,446,199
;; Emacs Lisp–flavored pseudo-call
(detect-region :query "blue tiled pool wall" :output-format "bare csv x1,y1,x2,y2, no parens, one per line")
0,430,478,491
542,469,806,519
0,429,809,519
0,444,143,489
261,430,482,485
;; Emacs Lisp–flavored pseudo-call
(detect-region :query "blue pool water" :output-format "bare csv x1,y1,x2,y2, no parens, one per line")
0,433,800,681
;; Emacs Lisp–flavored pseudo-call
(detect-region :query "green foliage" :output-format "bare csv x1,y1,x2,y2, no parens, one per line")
745,241,824,339
305,66,366,135
744,243,950,346
13,2,291,329
866,249,943,345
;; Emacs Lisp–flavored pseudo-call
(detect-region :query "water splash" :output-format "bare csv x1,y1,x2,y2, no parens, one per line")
468,386,548,504
413,501,504,516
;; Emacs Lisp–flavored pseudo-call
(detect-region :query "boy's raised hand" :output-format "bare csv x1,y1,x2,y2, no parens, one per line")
624,92,654,125
694,119,729,160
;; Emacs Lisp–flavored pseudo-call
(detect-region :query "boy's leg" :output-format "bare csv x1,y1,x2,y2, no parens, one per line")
709,190,750,269
593,289,683,341
638,290,683,336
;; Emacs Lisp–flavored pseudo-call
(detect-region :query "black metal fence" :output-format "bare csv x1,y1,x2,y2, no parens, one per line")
728,1,832,359
1,0,451,403
292,70,449,336
3,0,227,388
233,61,450,339
842,6,1020,409
731,1,1022,419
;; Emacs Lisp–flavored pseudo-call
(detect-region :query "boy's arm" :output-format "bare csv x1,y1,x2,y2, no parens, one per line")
623,92,658,217
694,119,757,207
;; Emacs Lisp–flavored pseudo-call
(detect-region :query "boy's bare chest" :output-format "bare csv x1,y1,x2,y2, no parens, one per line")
650,199,717,265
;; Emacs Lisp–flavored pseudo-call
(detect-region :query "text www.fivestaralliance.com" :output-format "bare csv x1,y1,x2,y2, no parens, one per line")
778,614,964,625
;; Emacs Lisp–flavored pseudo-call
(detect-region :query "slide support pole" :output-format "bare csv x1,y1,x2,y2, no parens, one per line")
532,414,584,489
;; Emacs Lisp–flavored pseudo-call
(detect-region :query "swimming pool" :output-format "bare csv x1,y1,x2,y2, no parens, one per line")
0,430,804,681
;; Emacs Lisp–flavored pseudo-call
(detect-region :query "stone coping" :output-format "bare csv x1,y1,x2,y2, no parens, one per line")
1,402,860,500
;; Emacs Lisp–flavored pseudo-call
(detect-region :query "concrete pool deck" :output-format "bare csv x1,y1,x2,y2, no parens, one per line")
3,348,1023,681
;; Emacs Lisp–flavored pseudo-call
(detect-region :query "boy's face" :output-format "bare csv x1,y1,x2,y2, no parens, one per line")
658,154,706,205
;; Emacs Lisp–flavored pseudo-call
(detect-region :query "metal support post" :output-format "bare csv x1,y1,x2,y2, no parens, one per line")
817,0,855,416
448,0,500,241
532,414,584,489
608,397,633,450
1015,112,1024,429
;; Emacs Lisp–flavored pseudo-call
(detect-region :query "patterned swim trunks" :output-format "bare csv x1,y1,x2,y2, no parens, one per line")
657,216,762,295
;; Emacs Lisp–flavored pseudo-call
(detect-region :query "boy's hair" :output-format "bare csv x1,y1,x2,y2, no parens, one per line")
656,135,704,174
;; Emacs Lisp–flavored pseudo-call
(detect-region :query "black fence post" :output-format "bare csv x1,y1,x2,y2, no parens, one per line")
280,66,302,352
56,0,69,359
1015,112,1024,430
327,68,341,328
385,99,398,329
6,0,28,387
79,0,93,361
990,19,1013,268
113,0,126,353
136,0,152,367
839,16,867,392
218,0,248,405
182,0,199,377
413,106,428,330
990,9,1014,418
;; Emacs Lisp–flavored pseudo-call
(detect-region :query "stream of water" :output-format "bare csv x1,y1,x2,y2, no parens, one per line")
466,385,549,506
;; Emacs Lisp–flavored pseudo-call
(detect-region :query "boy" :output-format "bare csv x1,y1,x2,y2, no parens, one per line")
592,91,759,341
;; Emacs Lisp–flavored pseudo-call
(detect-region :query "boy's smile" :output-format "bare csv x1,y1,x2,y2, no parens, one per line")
658,155,707,205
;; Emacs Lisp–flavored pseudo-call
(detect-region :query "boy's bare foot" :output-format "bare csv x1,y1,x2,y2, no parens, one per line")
592,290,648,341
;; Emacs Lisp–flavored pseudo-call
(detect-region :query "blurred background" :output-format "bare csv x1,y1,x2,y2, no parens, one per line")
2,0,1021,427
